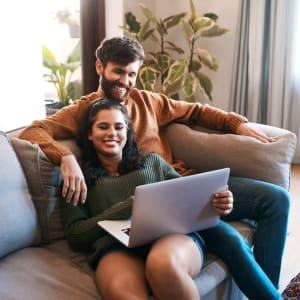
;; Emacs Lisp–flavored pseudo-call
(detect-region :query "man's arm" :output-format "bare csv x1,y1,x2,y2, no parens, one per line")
61,155,87,205
20,94,100,204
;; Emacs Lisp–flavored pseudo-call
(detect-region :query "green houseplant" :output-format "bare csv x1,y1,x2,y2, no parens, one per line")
122,0,228,101
42,41,81,108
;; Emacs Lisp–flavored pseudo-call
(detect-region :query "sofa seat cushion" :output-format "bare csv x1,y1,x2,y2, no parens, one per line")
0,132,40,259
0,245,100,300
0,219,251,300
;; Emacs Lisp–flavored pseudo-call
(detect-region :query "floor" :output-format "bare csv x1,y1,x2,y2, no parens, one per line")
279,164,300,292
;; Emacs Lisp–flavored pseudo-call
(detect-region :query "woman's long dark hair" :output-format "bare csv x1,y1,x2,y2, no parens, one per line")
79,99,145,187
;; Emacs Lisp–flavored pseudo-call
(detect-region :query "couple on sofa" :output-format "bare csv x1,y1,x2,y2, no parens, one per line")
20,36,288,300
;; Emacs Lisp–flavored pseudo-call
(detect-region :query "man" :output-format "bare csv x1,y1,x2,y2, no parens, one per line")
20,36,289,289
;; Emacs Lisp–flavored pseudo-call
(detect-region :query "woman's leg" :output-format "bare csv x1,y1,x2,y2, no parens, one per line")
95,251,149,300
223,176,290,287
145,233,203,300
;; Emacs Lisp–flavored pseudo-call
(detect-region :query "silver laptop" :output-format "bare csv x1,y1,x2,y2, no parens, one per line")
98,168,230,248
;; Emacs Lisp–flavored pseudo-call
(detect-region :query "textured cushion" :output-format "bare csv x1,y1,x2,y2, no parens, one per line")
166,123,297,190
10,137,82,243
11,138,62,243
0,132,40,258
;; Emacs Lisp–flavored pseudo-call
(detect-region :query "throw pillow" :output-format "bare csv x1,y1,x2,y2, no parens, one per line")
10,137,81,243
166,123,297,190
0,132,40,258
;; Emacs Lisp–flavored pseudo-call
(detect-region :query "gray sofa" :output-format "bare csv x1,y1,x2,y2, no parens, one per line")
0,122,297,300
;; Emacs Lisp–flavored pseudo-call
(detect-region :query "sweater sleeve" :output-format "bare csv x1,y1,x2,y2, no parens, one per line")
60,196,133,252
135,90,248,133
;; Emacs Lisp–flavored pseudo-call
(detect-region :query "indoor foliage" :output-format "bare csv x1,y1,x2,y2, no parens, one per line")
122,0,228,101
42,41,81,107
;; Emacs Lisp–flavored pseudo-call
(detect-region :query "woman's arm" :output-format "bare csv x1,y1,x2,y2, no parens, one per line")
60,196,133,252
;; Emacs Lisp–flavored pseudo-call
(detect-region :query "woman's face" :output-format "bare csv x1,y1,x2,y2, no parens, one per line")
88,108,127,160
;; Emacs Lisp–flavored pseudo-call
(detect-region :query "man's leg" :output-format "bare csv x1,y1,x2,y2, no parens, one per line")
222,176,290,288
200,220,282,299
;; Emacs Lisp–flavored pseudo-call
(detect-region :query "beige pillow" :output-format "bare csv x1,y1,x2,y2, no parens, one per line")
165,123,297,190
10,138,81,243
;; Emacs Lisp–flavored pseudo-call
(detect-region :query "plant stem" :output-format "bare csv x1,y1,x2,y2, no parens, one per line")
188,35,196,73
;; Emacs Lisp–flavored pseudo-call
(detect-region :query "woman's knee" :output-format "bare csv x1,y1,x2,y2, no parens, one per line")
145,234,202,282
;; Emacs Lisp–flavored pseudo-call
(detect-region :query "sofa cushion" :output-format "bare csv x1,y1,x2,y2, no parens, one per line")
10,137,82,244
166,123,297,190
0,132,40,258
0,245,100,300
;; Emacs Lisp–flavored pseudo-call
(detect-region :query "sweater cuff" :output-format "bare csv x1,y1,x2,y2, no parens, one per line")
226,112,248,133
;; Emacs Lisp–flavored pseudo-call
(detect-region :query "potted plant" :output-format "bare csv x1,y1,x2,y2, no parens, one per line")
55,8,80,38
121,0,228,102
42,41,81,113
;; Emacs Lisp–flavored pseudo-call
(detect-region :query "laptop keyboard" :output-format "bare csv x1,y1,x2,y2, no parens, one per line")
121,227,131,236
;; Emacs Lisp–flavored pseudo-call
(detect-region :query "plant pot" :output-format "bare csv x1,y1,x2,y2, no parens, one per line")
45,102,66,116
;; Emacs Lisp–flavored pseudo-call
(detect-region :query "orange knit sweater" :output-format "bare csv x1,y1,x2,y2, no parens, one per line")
20,88,247,175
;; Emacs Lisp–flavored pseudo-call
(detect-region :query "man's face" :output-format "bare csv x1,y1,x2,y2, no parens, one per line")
97,61,141,103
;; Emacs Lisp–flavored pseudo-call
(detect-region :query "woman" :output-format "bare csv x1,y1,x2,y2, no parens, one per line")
60,99,281,300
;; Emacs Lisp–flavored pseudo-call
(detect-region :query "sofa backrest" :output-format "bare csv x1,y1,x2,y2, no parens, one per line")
7,122,297,246
0,132,40,258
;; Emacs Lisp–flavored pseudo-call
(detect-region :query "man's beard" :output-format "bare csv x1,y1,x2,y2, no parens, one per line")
101,74,131,103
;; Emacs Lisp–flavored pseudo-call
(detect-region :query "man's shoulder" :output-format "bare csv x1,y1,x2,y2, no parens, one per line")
74,92,102,104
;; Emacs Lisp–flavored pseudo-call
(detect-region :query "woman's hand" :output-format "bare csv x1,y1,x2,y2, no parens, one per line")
212,187,234,216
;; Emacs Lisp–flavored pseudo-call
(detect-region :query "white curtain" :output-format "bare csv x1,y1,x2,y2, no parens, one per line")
230,0,300,163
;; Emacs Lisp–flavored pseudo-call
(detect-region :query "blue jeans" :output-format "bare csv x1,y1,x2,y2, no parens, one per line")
200,176,290,300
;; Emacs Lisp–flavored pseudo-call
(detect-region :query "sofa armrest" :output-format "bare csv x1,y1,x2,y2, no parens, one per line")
165,122,297,190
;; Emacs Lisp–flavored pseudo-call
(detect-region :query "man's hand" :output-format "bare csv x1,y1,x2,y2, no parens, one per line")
60,154,87,206
236,123,276,143
212,187,234,216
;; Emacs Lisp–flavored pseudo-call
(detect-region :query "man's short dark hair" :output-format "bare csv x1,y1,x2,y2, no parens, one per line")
95,36,145,67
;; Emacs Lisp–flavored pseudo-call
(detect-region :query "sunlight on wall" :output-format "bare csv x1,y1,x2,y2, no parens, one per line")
0,0,45,131
0,0,80,132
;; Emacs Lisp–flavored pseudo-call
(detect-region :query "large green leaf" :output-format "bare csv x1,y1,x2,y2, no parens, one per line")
189,0,197,21
139,3,157,22
203,13,219,22
163,13,187,29
194,71,213,100
192,17,213,32
163,59,187,96
197,48,218,71
164,59,188,83
201,24,229,37
163,77,184,97
139,20,155,41
139,66,157,91
42,45,59,71
190,60,202,72
183,73,196,100
155,53,171,74
124,12,141,34
180,19,194,41
156,19,168,36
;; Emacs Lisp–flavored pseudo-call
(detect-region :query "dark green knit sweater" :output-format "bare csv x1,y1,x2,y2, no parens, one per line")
60,153,180,268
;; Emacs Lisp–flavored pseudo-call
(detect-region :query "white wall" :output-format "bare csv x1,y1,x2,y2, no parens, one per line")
118,0,241,111
0,0,45,131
